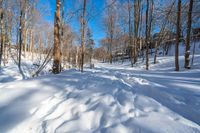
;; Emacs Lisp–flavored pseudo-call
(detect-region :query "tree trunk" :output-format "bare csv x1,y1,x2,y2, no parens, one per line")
184,0,193,69
154,41,158,64
19,10,23,69
0,7,3,68
80,0,87,72
191,40,196,66
175,0,181,71
145,0,149,70
75,46,79,68
133,0,140,64
128,0,133,67
23,29,27,58
61,0,64,68
52,0,61,74
29,29,34,61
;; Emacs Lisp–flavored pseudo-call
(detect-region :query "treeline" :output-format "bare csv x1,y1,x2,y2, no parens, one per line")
0,0,199,75
98,0,200,71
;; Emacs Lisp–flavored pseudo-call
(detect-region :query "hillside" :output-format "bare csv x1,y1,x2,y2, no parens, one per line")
0,53,200,133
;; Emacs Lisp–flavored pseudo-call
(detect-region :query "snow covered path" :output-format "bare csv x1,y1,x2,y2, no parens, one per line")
0,56,200,133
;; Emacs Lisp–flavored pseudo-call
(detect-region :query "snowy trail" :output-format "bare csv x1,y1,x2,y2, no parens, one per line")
101,56,200,124
0,56,200,133
95,66,200,125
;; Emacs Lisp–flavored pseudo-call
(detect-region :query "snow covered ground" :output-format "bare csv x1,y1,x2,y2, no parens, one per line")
0,53,200,132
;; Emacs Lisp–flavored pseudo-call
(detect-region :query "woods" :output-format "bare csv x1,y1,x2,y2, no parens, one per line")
0,0,200,132
0,0,199,74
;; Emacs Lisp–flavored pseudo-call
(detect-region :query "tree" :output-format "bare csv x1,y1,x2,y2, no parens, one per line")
18,0,27,69
104,0,117,64
184,0,193,69
60,0,65,67
0,0,4,68
144,0,153,70
80,0,87,72
154,1,175,64
145,0,149,70
133,0,140,64
86,27,94,67
175,0,181,71
128,0,133,66
52,0,62,74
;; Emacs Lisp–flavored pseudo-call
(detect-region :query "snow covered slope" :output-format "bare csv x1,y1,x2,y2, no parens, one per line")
0,55,200,133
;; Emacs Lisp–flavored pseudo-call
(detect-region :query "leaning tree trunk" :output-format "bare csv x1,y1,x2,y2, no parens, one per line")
184,0,193,69
52,0,61,74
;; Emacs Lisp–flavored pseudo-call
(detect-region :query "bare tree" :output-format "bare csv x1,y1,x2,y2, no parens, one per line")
18,0,26,69
145,0,149,70
133,0,140,64
175,0,181,71
104,0,117,64
80,0,87,72
154,1,175,64
128,0,133,66
52,0,62,74
184,0,193,69
0,0,4,68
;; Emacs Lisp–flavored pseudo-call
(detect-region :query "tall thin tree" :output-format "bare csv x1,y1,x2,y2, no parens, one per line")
184,0,193,69
52,0,62,74
0,0,4,68
145,0,149,70
80,0,87,72
128,0,133,67
133,0,140,64
175,0,181,71
18,1,24,69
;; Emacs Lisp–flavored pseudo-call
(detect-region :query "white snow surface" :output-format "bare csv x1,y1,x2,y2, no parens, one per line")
0,54,200,133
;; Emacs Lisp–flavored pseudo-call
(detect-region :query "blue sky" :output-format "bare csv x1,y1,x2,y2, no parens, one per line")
41,0,106,47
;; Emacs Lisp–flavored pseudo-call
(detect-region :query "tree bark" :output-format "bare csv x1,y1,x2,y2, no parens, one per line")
184,0,193,69
0,5,3,68
80,0,87,72
128,0,133,67
19,10,23,69
52,0,62,74
191,40,196,66
175,0,181,71
133,0,140,64
145,0,149,70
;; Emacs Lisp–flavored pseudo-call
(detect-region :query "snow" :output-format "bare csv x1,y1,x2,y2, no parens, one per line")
0,46,200,132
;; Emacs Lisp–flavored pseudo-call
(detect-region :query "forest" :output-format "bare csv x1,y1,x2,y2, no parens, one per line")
0,0,200,133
